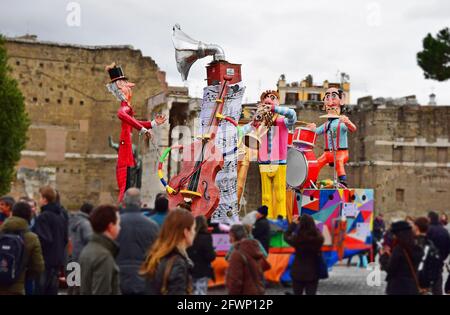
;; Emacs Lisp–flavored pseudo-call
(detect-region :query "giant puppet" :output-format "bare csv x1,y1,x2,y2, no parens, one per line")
241,91,297,219
157,25,244,223
308,87,356,187
105,63,167,202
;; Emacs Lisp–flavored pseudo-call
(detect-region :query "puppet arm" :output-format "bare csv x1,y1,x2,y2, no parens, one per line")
272,105,297,128
117,106,145,131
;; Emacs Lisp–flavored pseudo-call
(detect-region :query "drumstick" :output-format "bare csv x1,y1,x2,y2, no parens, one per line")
297,120,312,125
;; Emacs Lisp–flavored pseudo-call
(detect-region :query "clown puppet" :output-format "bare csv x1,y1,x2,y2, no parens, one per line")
241,90,297,219
307,87,356,187
105,63,167,202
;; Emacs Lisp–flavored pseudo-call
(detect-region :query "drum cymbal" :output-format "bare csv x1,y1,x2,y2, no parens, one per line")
320,114,340,119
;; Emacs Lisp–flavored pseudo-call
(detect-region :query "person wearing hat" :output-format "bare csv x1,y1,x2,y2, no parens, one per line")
241,90,297,219
307,88,356,187
252,205,271,253
105,63,167,202
379,220,424,295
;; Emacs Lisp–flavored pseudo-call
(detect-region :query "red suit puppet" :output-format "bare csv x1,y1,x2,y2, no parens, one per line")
105,63,166,202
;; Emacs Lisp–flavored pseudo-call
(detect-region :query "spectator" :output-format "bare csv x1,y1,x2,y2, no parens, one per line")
0,196,15,225
79,205,121,295
32,186,68,295
380,221,423,295
149,195,169,227
141,208,195,295
284,214,324,295
426,211,450,295
440,212,450,235
116,188,159,295
252,205,271,253
0,202,44,295
413,216,442,293
187,215,216,295
67,202,93,295
372,213,385,262
226,224,270,295
18,196,38,228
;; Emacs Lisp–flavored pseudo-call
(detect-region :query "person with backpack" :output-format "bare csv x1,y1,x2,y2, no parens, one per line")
226,224,270,295
284,214,325,295
187,215,216,295
426,211,450,295
413,217,442,294
379,221,424,295
0,202,44,295
141,208,196,295
32,186,69,295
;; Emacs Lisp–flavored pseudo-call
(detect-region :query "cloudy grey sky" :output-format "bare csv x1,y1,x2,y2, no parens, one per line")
1,0,449,104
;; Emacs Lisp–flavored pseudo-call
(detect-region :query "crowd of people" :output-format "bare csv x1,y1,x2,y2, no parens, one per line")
1,189,449,296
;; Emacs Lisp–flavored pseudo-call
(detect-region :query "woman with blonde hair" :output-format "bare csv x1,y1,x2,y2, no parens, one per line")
141,208,196,295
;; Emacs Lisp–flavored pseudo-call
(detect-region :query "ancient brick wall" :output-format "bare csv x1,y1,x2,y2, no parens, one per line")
6,38,166,209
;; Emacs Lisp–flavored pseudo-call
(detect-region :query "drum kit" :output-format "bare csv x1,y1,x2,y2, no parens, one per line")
286,114,342,191
286,127,319,190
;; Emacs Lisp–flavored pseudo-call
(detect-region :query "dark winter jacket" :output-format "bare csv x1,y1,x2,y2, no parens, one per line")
427,222,450,262
69,211,93,262
79,233,120,295
381,244,423,295
32,202,68,269
187,231,216,279
253,217,271,253
116,204,159,294
0,216,45,295
284,222,324,282
145,248,193,295
226,239,267,295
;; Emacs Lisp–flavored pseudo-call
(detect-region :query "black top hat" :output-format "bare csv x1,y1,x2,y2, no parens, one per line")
391,220,412,235
107,64,127,83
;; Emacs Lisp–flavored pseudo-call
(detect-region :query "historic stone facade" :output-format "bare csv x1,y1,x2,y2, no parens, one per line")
5,36,167,209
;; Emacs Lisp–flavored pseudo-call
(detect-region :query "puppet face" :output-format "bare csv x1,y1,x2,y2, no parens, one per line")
323,88,344,116
115,79,135,103
261,93,280,106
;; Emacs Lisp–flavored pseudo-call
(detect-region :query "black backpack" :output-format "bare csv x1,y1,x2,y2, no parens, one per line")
0,231,26,286
417,239,442,288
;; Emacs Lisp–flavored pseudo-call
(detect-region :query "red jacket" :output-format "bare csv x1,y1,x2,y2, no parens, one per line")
226,239,267,295
117,101,152,167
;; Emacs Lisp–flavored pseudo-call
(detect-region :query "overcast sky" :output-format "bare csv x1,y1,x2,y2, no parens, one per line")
1,0,449,105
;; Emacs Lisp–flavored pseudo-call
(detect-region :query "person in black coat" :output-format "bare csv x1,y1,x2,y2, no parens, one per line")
187,215,216,295
116,188,159,295
252,205,271,253
426,211,450,295
32,186,68,295
284,214,324,295
380,220,424,295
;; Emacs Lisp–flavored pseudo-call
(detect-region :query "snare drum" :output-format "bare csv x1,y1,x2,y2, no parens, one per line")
286,146,319,189
292,127,316,148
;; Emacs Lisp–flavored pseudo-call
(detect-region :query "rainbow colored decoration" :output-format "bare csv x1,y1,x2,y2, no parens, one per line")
157,145,183,195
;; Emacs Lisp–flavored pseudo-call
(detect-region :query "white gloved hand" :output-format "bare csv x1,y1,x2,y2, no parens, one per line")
139,127,149,136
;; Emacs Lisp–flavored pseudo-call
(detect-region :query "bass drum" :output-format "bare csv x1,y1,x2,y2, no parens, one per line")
286,147,318,189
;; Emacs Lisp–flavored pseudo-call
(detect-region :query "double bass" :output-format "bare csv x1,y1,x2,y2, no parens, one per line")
167,74,232,217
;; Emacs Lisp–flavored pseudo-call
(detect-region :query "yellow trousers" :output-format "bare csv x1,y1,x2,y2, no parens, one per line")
259,164,287,219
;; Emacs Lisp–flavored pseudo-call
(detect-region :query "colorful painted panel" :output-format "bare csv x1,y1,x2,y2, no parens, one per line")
298,189,374,250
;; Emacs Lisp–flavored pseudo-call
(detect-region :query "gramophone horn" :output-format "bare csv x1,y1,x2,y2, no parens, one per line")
172,24,226,80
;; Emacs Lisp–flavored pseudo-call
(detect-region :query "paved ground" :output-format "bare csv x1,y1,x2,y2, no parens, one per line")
209,263,387,295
